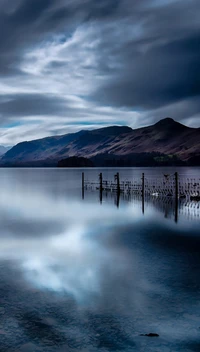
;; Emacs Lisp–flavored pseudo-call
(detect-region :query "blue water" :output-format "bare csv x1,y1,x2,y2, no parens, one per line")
0,167,199,352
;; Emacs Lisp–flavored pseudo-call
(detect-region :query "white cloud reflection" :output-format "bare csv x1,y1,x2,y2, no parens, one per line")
0,170,200,351
0,174,141,303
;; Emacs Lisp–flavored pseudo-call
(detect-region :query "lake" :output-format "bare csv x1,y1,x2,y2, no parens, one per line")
0,167,200,352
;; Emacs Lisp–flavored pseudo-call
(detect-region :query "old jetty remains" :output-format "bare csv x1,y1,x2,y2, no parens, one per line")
82,172,200,201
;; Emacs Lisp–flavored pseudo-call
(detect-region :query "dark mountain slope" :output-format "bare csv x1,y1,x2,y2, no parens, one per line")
2,126,133,164
1,118,200,166
104,118,200,160
0,146,11,156
2,130,87,163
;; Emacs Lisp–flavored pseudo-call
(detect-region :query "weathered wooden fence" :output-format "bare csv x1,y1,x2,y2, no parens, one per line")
82,172,200,201
81,173,200,222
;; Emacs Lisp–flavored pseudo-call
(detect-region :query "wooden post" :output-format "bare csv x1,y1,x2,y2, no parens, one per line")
99,172,103,203
142,173,145,214
175,172,179,198
175,172,178,222
115,172,120,194
142,173,145,196
82,172,84,199
114,172,120,207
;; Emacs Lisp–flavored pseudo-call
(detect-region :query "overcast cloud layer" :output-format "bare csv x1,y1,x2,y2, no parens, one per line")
0,0,199,145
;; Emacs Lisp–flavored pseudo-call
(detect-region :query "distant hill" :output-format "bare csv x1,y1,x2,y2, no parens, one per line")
1,118,200,166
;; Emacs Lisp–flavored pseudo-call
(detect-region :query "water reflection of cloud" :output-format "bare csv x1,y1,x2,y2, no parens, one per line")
21,226,103,301
0,182,138,305
0,170,200,351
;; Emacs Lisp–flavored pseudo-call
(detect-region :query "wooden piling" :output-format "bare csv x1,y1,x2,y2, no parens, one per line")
142,173,145,195
82,172,84,199
174,172,179,222
115,172,120,194
142,172,145,213
175,172,179,198
99,172,103,203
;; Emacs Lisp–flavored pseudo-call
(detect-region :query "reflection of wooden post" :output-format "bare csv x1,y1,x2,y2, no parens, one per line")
116,192,120,208
142,195,144,214
175,172,178,223
142,173,145,214
99,173,103,204
175,198,178,223
82,172,84,200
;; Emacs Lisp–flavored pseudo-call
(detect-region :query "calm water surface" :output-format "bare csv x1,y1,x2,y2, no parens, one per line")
0,167,200,352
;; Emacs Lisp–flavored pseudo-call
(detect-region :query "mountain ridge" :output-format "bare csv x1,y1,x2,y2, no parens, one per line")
1,118,200,166
0,145,12,156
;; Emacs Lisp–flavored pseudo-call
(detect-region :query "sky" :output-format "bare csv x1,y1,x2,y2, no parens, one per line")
0,0,199,146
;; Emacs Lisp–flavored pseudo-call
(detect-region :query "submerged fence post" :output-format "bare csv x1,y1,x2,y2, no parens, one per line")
82,172,84,199
175,172,179,199
174,172,179,222
114,172,120,207
142,172,145,214
115,172,120,194
99,172,103,203
142,173,145,196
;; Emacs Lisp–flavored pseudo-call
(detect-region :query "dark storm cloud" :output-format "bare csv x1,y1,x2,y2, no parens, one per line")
0,0,64,73
93,33,200,109
0,0,199,145
0,0,121,76
0,94,72,117
0,0,119,49
12,0,54,24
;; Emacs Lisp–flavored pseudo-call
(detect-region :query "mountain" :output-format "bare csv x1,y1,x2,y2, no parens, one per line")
104,118,200,160
0,145,12,156
1,118,200,166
